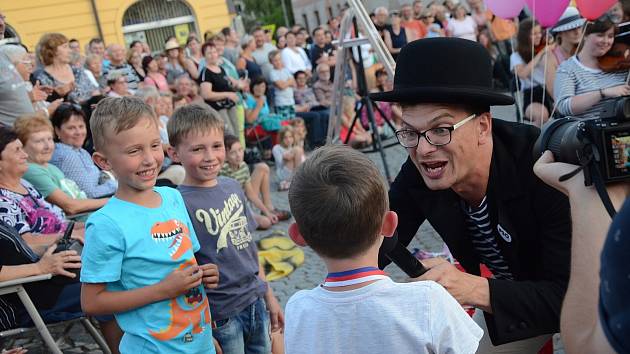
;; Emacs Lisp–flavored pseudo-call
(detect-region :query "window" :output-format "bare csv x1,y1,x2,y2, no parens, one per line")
122,0,197,53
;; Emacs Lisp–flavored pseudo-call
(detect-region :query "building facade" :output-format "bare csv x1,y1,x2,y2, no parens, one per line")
2,0,233,52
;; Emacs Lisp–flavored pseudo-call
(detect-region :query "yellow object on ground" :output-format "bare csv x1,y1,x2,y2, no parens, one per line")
257,233,304,281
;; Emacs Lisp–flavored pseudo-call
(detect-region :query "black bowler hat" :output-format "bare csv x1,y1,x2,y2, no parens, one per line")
370,38,514,106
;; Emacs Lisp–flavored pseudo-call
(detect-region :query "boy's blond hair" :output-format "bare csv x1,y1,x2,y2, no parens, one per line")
167,104,224,147
90,96,158,151
288,145,388,259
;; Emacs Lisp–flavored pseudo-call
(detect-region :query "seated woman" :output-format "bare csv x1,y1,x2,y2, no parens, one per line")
106,71,132,97
49,104,117,198
14,115,108,217
510,18,552,124
31,33,98,104
142,55,169,93
245,77,291,148
0,127,82,250
0,220,121,351
555,17,629,120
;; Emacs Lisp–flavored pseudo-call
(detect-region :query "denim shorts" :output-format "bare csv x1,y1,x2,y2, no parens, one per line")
212,297,271,354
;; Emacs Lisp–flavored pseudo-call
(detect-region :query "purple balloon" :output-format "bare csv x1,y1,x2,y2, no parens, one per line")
484,0,526,19
525,0,570,28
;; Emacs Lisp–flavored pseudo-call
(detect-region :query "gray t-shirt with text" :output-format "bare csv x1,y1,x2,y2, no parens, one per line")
178,177,266,321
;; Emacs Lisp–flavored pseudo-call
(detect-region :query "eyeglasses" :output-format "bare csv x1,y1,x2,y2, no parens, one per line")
395,114,476,148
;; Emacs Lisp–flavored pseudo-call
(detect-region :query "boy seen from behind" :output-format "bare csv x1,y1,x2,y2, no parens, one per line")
285,145,483,354
80,97,220,354
167,104,284,353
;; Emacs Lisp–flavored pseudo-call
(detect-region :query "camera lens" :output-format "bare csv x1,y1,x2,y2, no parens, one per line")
533,118,584,165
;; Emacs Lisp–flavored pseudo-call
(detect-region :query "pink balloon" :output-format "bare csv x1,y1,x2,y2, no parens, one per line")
526,0,570,28
576,0,617,20
484,0,526,19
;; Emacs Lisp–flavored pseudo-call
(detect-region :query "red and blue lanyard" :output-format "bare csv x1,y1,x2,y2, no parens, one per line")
322,266,388,288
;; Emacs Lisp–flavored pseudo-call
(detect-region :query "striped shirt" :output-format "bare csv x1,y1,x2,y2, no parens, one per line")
462,197,513,280
219,162,251,189
554,56,626,120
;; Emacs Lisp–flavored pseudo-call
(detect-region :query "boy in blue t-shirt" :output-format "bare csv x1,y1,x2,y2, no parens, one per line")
80,97,220,354
167,104,284,353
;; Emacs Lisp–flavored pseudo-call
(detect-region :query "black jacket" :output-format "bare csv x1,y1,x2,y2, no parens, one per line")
380,119,571,345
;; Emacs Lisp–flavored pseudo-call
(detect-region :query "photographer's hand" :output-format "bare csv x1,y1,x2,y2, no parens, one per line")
37,245,81,278
533,151,585,196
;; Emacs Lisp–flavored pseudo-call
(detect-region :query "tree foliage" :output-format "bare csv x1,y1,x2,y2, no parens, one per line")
241,0,294,31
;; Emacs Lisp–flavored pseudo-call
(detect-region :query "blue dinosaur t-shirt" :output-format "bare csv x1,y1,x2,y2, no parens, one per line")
81,187,215,354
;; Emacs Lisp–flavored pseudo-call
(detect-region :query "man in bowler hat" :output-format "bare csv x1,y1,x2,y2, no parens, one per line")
372,38,571,353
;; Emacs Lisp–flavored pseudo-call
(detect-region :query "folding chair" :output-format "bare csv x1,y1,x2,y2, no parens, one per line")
0,274,111,354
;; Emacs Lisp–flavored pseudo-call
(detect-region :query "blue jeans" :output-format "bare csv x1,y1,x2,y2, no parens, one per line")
212,297,271,354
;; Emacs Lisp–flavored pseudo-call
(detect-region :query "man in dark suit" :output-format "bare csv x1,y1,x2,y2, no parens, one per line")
371,38,571,353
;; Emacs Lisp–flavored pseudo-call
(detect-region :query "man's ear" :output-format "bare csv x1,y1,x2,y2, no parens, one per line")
381,211,398,238
167,145,180,163
477,112,492,145
288,223,308,247
92,151,112,171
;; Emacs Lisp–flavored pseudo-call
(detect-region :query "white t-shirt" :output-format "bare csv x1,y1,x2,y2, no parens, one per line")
510,52,546,90
281,47,312,74
448,16,478,42
270,68,295,107
284,278,483,354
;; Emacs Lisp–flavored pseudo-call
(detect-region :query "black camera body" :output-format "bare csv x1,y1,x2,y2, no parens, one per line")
534,97,630,183
53,221,83,278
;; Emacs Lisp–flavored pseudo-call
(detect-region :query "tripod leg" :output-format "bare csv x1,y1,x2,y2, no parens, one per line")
344,102,361,145
363,96,392,182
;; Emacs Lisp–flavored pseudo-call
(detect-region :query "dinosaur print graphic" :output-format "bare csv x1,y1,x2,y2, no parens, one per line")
147,220,211,343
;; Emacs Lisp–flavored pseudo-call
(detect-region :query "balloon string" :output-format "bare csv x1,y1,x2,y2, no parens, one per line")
541,30,550,128
548,20,590,120
511,34,523,123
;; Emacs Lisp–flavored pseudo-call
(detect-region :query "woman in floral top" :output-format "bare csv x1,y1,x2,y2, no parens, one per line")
0,126,75,250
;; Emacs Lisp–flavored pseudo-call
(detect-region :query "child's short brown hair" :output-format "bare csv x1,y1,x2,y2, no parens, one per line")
288,145,388,259
167,104,224,147
90,97,158,151
277,125,294,146
224,134,240,150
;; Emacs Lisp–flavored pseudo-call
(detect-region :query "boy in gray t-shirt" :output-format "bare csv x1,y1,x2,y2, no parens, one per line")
168,104,283,353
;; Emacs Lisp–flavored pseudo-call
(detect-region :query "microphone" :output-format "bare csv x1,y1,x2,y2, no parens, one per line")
382,232,428,278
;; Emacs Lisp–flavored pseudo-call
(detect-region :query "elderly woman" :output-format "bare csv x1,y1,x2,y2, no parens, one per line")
0,44,61,117
127,49,145,81
31,33,98,104
0,127,77,247
49,104,117,198
554,17,629,120
14,115,107,217
84,53,105,90
106,70,132,97
447,4,477,41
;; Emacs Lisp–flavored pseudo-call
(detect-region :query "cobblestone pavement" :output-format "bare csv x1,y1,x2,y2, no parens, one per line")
5,105,564,353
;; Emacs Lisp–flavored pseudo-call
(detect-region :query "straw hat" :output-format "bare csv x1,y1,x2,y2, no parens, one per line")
551,7,586,34
164,38,180,51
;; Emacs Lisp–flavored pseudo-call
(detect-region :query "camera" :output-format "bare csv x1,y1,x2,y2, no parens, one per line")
534,97,630,183
53,221,83,279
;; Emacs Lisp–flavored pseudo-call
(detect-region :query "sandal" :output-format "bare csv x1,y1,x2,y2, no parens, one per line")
272,209,292,221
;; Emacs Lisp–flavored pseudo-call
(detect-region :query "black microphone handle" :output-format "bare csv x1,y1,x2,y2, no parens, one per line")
386,242,428,278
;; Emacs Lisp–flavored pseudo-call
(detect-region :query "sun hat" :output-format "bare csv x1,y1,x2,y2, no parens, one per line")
551,7,586,34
